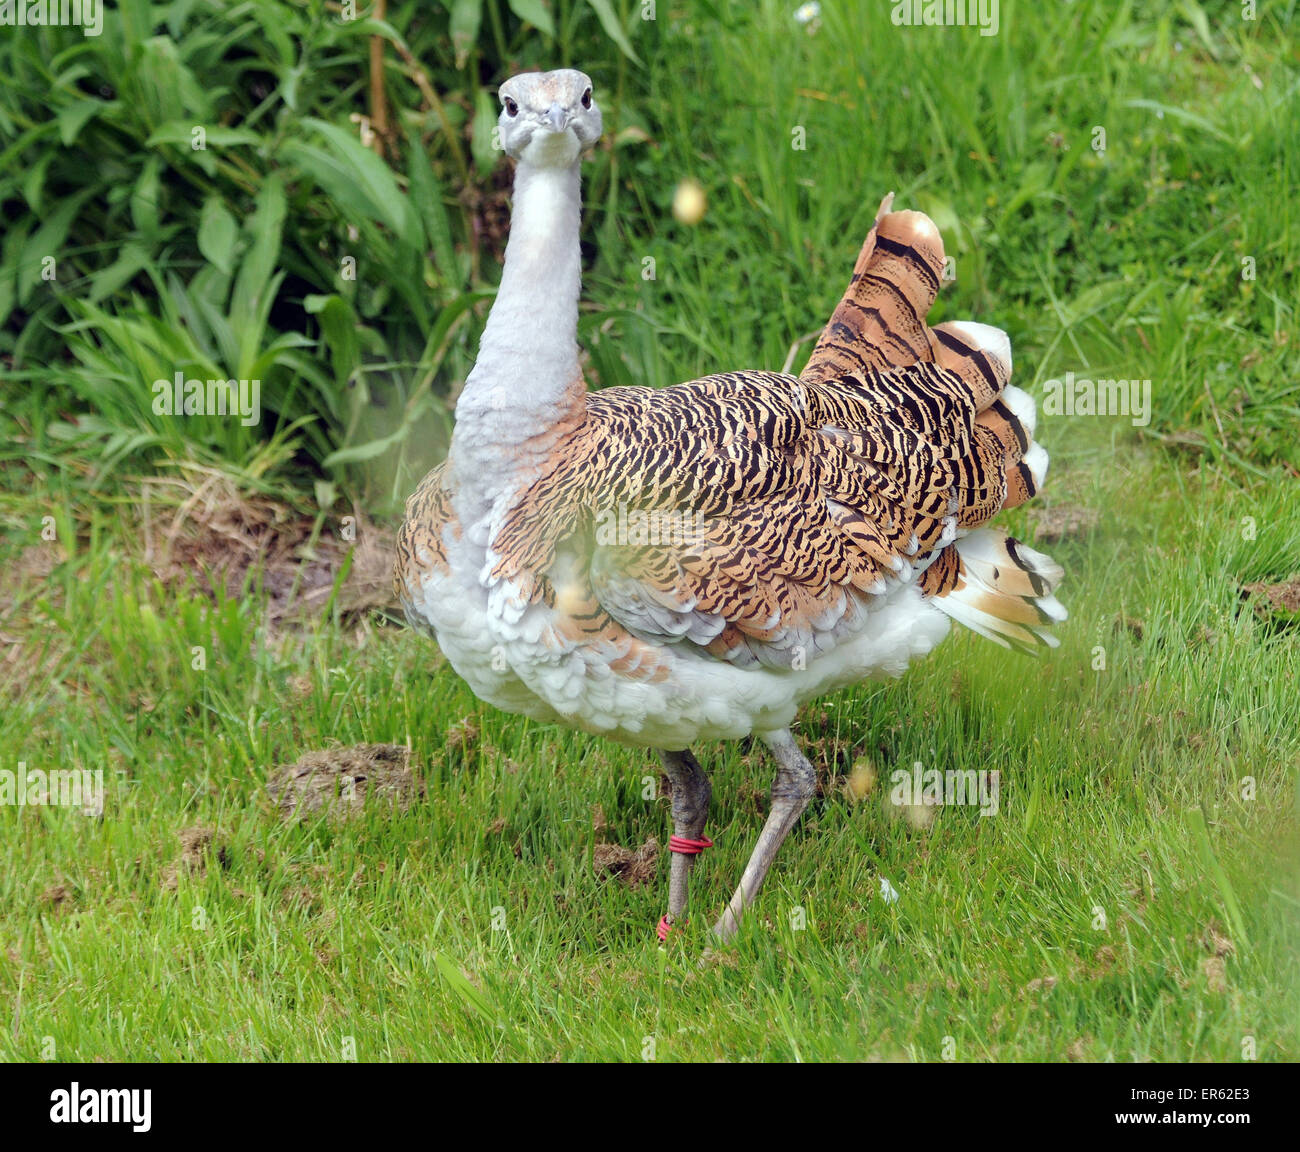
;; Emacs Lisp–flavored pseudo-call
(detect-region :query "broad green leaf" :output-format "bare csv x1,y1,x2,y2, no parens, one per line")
0,122,59,177
57,98,107,146
304,293,360,389
231,175,287,375
18,188,94,305
52,64,94,90
132,36,212,128
198,195,240,276
471,87,499,175
450,0,483,69
163,268,215,354
203,126,266,147
248,0,296,68
146,122,263,149
323,393,436,468
87,243,153,304
585,0,640,63
280,62,306,112
118,0,154,57
0,217,33,328
21,152,54,215
131,155,163,239
292,119,423,249
507,0,556,37
248,330,317,385
194,291,239,376
405,122,457,283
423,289,495,376
280,140,381,233
322,431,407,468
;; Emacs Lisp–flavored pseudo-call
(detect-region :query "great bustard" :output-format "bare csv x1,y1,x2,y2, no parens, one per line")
395,69,1066,941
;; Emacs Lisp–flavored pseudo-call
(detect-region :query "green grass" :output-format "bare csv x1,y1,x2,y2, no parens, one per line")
1,1,1298,1062
3,434,1296,1061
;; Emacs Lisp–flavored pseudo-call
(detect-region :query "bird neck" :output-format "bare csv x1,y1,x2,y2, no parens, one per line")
450,159,587,500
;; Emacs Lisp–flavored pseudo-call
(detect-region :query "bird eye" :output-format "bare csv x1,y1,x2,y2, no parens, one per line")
581,87,592,110
503,97,519,117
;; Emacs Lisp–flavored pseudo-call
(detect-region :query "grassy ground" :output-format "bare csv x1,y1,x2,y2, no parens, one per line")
2,2,1297,1061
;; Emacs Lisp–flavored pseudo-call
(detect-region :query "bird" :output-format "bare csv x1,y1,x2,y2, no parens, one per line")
395,68,1066,941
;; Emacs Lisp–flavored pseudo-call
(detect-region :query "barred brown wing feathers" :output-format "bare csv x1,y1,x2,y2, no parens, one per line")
394,460,457,601
802,195,946,381
511,378,919,665
460,198,1063,664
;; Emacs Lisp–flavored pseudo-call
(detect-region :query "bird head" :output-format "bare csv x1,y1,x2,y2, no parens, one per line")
497,69,602,167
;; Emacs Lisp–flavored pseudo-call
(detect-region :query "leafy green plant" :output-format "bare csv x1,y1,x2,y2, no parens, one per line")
0,0,647,505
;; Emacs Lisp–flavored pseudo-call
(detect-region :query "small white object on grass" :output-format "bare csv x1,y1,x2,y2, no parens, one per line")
879,877,900,904
672,178,706,226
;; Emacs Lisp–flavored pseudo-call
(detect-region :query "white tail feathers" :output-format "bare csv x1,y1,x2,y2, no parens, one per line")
940,320,1012,375
1022,441,1049,490
931,528,1066,652
1000,383,1036,437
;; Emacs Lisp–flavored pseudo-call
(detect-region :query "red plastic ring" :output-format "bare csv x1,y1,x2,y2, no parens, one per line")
668,834,714,855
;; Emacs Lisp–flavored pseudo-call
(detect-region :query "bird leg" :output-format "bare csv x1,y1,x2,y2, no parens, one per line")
712,729,816,941
657,748,712,930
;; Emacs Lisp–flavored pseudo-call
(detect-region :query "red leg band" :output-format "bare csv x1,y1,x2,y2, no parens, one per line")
668,834,714,855
658,835,712,938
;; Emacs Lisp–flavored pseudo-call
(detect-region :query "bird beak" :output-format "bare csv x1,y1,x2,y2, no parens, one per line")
545,103,569,133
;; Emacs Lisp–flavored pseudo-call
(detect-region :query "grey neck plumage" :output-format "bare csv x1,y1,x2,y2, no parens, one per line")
449,157,585,530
